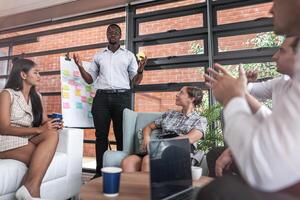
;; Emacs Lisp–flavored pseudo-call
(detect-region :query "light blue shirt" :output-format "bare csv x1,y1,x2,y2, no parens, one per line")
88,47,138,90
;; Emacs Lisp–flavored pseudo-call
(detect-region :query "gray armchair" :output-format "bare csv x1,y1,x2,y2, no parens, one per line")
103,108,209,176
103,108,162,167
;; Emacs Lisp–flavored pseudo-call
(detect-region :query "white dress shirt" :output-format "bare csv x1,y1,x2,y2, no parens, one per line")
223,46,300,192
247,75,290,107
88,47,138,90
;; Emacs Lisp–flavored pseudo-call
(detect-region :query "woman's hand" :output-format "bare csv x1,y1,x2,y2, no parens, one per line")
57,120,64,130
40,119,62,132
141,134,150,152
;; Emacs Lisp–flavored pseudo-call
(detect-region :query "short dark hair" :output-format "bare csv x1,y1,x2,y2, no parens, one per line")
186,86,203,106
107,24,121,33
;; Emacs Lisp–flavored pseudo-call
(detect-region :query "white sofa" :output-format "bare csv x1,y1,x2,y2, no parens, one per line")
0,128,84,200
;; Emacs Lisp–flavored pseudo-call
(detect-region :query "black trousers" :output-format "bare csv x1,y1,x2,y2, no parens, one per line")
195,175,299,200
91,90,131,174
206,146,227,177
206,146,240,177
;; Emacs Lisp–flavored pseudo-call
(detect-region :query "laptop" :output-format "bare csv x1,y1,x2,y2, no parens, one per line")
149,138,200,200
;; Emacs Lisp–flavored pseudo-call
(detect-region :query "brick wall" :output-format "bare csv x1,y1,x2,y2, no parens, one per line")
0,0,274,157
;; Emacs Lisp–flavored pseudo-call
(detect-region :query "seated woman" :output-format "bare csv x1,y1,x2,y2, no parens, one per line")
0,59,63,200
121,86,207,172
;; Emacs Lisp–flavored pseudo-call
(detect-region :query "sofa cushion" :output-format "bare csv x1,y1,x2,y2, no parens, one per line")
43,152,68,182
122,109,138,154
0,152,68,195
0,159,26,196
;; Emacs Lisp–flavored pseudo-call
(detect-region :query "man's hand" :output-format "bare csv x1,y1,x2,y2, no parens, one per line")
204,63,247,106
73,53,83,68
137,56,147,73
215,148,233,177
246,69,258,82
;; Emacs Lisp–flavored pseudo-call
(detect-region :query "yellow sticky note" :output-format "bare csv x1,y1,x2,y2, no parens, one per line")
136,52,146,61
63,92,70,99
75,89,81,96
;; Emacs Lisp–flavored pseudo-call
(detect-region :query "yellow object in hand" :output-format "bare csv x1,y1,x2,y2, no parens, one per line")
136,52,146,61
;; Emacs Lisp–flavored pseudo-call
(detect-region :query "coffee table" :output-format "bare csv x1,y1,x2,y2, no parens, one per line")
79,172,213,200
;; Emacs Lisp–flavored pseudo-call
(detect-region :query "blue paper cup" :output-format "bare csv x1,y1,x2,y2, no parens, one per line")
101,167,122,197
47,113,63,122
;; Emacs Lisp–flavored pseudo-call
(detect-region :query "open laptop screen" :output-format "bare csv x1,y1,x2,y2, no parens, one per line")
149,138,192,200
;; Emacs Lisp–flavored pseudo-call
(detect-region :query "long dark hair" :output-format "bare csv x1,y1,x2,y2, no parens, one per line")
5,58,43,127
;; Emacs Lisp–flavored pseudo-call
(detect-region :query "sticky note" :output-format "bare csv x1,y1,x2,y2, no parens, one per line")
73,70,81,77
62,69,71,77
62,84,70,91
81,96,87,103
76,102,83,109
90,92,96,97
75,85,82,90
63,92,70,99
68,80,75,86
75,89,81,96
87,97,93,104
63,102,70,109
86,85,92,92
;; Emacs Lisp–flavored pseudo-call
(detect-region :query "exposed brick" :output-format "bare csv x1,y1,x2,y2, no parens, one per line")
0,1,272,157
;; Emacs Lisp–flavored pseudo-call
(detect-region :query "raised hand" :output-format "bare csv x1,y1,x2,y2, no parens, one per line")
73,53,82,68
138,56,148,73
246,69,259,82
204,63,247,106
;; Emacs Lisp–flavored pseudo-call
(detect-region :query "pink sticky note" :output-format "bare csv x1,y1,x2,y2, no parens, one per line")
81,96,87,103
68,80,75,86
90,92,96,97
63,102,70,109
73,70,81,77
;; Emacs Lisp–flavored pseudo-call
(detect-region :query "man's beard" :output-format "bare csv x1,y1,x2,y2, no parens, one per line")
109,40,117,45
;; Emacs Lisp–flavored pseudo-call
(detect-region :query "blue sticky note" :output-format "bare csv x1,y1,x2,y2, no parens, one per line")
76,102,83,109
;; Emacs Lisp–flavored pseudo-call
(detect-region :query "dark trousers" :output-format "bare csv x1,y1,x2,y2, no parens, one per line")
206,146,227,177
206,146,240,177
91,90,131,174
195,175,300,200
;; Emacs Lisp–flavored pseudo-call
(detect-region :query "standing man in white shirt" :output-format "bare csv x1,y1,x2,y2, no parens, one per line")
73,24,147,178
196,0,300,198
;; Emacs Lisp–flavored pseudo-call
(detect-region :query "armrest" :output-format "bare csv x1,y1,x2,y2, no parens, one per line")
56,128,84,197
103,150,129,167
56,128,83,174
56,128,83,154
56,128,83,197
